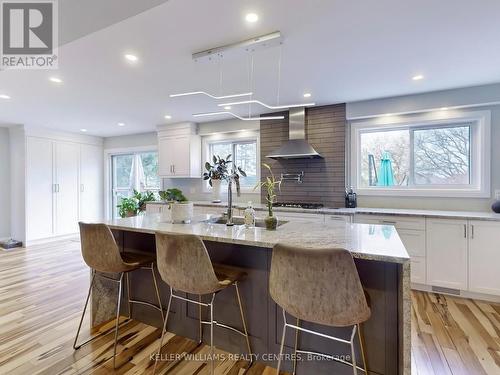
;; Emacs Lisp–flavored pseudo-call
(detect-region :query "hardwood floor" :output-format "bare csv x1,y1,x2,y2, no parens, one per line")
1,239,500,374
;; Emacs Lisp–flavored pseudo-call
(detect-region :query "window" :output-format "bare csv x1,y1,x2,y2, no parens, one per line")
351,111,490,197
204,133,259,191
111,151,160,218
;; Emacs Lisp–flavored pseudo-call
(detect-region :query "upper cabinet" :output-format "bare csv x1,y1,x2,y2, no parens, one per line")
158,123,201,178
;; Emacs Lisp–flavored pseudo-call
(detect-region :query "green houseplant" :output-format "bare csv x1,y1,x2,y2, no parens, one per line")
203,154,247,203
203,155,229,203
159,188,193,223
117,190,156,218
254,163,281,230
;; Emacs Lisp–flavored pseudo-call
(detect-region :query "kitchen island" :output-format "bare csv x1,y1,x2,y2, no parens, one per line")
92,214,410,375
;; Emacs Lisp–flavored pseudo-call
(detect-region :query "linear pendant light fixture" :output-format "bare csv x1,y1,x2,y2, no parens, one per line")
217,99,315,110
169,91,253,100
193,111,284,121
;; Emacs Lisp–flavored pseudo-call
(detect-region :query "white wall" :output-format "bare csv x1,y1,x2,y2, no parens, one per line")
103,132,157,149
0,127,11,239
346,83,500,211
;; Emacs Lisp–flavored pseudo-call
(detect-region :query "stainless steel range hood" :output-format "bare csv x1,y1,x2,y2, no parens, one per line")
266,107,322,159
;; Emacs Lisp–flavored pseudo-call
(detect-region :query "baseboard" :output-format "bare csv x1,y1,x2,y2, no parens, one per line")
411,283,500,303
26,233,79,247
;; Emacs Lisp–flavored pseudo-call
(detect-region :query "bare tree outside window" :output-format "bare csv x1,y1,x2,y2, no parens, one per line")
413,126,470,185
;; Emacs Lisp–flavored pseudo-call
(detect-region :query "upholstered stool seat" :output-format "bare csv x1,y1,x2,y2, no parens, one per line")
153,233,252,375
74,223,164,370
270,243,371,375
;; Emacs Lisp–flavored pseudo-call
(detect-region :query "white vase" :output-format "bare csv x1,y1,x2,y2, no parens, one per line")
211,180,222,203
170,202,194,224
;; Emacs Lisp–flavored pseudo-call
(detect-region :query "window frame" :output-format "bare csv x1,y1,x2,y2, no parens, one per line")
349,110,491,198
202,131,260,194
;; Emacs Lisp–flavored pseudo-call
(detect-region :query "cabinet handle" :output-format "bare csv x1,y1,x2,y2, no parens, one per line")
80,184,84,193
471,224,474,239
464,224,467,238
173,165,175,174
381,220,397,225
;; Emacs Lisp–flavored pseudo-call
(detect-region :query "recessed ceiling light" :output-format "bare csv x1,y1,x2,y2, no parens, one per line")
224,106,232,110
117,122,125,127
80,128,87,132
124,54,138,62
412,74,424,81
164,115,172,120
245,13,259,23
303,93,312,98
49,77,63,84
440,107,449,110
0,94,11,99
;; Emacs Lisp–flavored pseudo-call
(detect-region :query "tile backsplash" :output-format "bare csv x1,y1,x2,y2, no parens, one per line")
260,104,346,207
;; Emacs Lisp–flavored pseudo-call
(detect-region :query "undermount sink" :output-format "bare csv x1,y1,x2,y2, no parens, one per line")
207,216,287,228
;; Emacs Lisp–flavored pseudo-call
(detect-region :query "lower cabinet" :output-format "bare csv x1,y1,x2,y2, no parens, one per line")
468,220,500,295
426,218,468,290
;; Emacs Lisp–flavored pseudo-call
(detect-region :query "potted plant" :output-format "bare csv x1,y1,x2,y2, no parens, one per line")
117,190,157,218
203,155,231,203
117,196,139,218
254,163,281,230
159,188,193,223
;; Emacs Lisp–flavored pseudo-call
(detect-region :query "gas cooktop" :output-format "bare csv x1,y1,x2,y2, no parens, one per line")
272,202,324,210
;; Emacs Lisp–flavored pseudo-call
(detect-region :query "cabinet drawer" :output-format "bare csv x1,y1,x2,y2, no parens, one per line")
276,211,325,223
355,214,425,230
398,229,426,257
411,256,426,284
325,214,351,223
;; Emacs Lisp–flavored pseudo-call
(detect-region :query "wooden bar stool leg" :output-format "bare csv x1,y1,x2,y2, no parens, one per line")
276,309,287,375
350,325,358,375
198,295,203,344
73,270,96,350
150,262,165,322
153,288,173,375
357,323,368,373
209,293,215,375
293,318,300,375
234,282,252,361
125,273,132,318
113,273,124,369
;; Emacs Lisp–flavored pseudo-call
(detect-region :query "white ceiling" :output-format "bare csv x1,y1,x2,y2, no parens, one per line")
1,0,500,136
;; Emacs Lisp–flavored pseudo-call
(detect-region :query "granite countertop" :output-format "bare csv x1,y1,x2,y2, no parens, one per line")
148,201,500,221
105,213,410,264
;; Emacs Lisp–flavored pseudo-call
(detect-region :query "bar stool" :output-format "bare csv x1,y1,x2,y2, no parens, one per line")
269,244,371,375
153,232,252,375
74,223,164,369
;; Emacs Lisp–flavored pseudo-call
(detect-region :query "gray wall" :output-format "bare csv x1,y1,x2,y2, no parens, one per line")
0,127,11,239
347,83,500,211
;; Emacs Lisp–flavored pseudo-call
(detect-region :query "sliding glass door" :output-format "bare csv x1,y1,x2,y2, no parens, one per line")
110,151,160,218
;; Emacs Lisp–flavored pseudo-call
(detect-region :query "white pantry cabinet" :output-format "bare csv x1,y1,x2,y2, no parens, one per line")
158,123,201,178
54,142,80,235
468,220,500,295
426,218,468,290
26,137,55,240
26,135,103,242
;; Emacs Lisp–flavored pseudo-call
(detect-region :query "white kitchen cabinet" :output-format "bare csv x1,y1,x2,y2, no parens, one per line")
79,144,103,222
426,218,468,290
26,137,54,240
468,220,500,295
411,257,426,284
158,123,201,178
